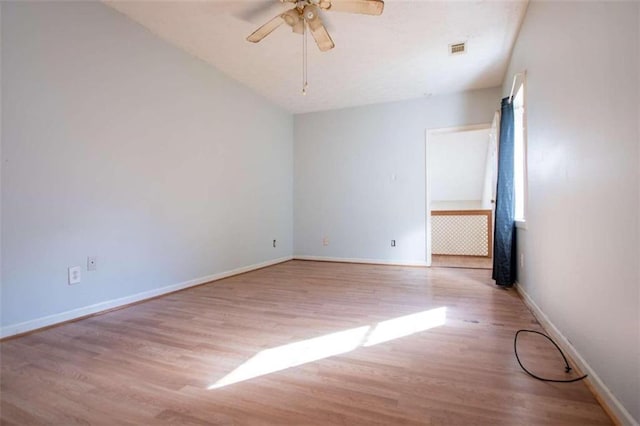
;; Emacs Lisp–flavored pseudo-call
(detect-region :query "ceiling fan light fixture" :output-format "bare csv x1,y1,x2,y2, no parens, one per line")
283,9,300,26
318,0,332,10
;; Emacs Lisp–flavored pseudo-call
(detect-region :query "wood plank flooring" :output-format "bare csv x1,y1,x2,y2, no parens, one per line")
1,260,611,425
431,255,493,269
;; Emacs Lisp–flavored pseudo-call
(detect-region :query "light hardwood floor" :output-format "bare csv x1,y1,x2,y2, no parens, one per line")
1,260,611,425
431,255,493,269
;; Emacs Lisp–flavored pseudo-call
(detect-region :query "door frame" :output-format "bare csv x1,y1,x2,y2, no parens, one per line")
425,123,493,267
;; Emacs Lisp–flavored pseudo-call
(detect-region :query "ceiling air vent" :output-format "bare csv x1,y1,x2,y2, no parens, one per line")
449,42,466,55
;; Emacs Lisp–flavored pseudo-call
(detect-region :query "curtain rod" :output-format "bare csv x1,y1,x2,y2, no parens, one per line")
508,72,526,104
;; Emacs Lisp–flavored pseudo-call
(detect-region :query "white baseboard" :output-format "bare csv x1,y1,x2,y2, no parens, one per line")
294,255,428,267
0,256,293,339
515,282,638,426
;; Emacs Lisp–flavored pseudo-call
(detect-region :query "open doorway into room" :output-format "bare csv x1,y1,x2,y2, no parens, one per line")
425,122,498,269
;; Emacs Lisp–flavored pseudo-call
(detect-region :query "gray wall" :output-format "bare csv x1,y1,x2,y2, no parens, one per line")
294,88,500,263
1,2,293,331
504,1,639,422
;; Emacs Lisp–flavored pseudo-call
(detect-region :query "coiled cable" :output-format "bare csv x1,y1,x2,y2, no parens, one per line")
514,329,588,383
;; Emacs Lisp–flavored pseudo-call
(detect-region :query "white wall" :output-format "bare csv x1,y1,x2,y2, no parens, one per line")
0,4,3,319
504,1,639,423
430,128,490,205
430,200,482,210
294,88,500,264
1,2,293,333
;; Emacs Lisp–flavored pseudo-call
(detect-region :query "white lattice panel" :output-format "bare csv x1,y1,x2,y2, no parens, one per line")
432,213,489,256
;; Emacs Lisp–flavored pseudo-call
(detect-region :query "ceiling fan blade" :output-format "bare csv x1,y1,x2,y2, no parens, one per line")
303,5,335,51
246,13,285,43
309,23,335,51
319,0,384,16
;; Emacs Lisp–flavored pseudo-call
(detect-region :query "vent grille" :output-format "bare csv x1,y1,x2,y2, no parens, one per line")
450,42,466,55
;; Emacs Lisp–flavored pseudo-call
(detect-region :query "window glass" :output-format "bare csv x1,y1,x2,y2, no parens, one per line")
513,84,526,221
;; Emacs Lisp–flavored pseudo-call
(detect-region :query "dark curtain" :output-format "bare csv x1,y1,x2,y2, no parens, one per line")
492,97,516,287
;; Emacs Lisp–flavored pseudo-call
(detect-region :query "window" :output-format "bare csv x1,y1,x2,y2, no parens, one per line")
512,80,527,223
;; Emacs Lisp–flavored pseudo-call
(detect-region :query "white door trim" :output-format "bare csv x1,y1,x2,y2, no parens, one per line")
425,123,492,267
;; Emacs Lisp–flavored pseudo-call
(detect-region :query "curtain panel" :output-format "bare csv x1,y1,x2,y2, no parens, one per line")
492,97,516,286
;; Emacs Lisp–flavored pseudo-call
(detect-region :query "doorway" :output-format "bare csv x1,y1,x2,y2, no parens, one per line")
425,122,498,269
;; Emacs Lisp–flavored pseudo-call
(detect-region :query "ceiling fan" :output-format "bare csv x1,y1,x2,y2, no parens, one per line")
246,0,384,52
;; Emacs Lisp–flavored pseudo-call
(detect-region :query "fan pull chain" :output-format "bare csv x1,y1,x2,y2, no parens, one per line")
302,21,308,96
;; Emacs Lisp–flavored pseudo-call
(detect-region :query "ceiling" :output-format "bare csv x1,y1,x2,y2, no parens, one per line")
106,0,528,114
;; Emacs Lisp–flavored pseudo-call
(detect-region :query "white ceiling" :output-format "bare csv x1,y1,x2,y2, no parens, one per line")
106,0,528,114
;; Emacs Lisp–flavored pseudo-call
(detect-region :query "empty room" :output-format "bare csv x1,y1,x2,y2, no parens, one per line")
1,0,639,424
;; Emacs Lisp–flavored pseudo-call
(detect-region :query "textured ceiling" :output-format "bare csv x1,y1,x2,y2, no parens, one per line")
106,0,528,113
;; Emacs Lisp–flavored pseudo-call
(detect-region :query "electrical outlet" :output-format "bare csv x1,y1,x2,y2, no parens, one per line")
391,240,396,247
520,253,524,268
68,266,81,285
273,239,277,248
322,237,329,246
87,256,97,271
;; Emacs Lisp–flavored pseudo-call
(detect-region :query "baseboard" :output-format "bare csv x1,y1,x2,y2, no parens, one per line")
0,256,293,340
514,282,638,426
293,255,428,267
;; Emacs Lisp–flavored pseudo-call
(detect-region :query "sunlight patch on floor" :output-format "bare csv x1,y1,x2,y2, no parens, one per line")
208,307,446,389
363,307,447,347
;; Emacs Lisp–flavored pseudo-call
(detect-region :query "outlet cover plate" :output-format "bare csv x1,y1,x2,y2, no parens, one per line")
68,266,81,285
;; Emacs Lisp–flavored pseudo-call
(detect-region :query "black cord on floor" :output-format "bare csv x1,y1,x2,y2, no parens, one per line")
514,329,588,383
